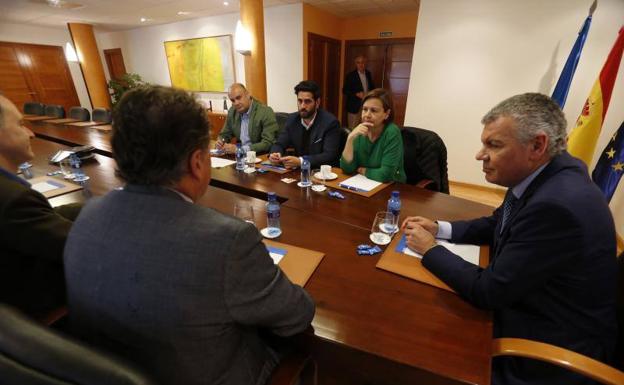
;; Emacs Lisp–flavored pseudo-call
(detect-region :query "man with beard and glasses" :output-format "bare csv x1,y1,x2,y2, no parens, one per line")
269,80,341,169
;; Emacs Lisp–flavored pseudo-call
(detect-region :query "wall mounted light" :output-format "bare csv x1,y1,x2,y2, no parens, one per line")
65,42,78,62
235,20,252,56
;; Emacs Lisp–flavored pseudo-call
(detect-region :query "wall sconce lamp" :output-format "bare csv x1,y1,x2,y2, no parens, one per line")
235,20,252,55
65,42,78,62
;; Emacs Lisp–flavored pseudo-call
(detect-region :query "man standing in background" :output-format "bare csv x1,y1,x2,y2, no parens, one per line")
343,55,375,129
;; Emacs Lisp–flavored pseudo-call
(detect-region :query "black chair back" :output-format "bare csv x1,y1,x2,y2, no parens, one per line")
401,126,449,193
616,251,624,368
44,105,65,118
92,108,112,123
0,304,155,385
339,127,350,155
23,102,45,116
275,112,289,133
69,107,90,122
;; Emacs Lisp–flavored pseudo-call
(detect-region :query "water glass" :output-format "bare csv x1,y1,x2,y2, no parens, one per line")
246,150,256,169
370,211,394,245
234,203,255,225
59,158,75,179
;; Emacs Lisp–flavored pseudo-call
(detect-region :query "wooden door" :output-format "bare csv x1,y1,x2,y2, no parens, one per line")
104,48,127,81
0,42,35,111
0,41,80,114
307,33,341,119
343,38,415,126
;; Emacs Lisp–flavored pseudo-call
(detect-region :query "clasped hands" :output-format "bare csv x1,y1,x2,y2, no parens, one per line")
401,216,439,255
215,138,237,154
268,153,301,169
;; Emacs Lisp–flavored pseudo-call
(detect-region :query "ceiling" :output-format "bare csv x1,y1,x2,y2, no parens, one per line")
0,0,420,32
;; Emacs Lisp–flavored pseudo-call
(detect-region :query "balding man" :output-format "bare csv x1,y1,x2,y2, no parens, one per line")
0,96,81,318
216,83,279,154
343,55,375,129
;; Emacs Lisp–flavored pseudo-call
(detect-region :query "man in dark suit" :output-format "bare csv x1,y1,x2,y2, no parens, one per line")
0,95,81,319
402,93,617,385
342,55,375,129
64,86,315,385
269,80,341,168
216,83,279,154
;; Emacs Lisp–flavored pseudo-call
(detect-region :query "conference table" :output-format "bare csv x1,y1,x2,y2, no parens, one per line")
28,127,495,385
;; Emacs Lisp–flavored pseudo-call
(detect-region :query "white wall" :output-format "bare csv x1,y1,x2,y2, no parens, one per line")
0,22,91,110
96,3,303,113
405,0,624,187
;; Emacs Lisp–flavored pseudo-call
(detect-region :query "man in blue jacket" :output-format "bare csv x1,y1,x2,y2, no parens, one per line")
402,93,617,385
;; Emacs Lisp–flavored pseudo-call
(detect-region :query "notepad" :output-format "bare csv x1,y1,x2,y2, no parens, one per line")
211,157,236,168
31,180,65,194
395,235,480,265
266,245,287,264
339,174,381,192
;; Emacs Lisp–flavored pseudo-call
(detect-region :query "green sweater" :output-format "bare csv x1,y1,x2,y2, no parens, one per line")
340,122,406,183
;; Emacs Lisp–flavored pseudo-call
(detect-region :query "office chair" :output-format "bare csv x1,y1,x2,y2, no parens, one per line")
23,102,45,116
401,126,449,193
69,106,90,122
492,252,624,385
44,104,65,118
275,112,290,133
0,304,155,385
92,108,112,123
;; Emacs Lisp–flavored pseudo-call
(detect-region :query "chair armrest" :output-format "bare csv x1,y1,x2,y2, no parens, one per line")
267,352,317,385
492,338,624,385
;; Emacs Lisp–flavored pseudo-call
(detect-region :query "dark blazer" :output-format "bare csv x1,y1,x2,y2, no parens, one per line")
422,152,618,385
342,69,375,114
0,172,81,318
270,109,341,168
64,186,315,385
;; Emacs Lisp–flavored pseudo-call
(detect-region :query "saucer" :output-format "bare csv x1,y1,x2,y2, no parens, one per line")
311,185,327,192
297,181,313,188
260,227,282,239
313,171,337,181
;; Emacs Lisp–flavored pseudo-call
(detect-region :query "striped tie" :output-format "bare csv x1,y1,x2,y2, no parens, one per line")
500,191,517,234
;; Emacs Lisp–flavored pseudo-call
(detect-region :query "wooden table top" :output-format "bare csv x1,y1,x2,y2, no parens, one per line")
28,136,494,385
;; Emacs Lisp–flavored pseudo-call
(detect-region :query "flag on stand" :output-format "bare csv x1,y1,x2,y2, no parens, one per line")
551,0,595,108
567,27,624,166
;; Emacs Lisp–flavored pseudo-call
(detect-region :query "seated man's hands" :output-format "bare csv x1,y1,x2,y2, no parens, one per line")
223,143,237,154
280,156,301,169
269,152,282,164
402,216,438,255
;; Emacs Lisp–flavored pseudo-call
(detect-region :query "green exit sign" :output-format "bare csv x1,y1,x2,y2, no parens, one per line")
379,31,393,38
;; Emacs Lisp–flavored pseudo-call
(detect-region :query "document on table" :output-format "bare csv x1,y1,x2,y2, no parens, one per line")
266,245,287,264
211,157,236,168
395,236,480,265
339,174,381,192
31,180,65,194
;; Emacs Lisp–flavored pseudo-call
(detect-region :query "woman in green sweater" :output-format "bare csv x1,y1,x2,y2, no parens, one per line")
340,88,406,183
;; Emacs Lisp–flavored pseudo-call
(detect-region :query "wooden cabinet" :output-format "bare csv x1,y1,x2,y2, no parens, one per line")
207,111,227,140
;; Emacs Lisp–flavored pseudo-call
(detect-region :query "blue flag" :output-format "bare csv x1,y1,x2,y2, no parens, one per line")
592,121,624,203
551,12,593,107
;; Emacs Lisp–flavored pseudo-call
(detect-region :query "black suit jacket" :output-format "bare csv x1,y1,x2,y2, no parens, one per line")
422,152,618,385
270,109,341,168
342,69,375,113
0,172,81,318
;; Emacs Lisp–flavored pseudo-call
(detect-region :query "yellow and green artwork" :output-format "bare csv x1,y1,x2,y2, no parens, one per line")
164,35,235,92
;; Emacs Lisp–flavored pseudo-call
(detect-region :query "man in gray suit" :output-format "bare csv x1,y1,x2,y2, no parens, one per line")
64,86,315,385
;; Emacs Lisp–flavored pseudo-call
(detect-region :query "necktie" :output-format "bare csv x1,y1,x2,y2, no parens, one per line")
500,190,517,234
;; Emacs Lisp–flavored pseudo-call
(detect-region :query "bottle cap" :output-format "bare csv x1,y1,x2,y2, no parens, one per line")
267,192,276,200
392,190,399,198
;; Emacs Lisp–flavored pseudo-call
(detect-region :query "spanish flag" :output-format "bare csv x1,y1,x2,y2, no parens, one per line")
568,27,624,166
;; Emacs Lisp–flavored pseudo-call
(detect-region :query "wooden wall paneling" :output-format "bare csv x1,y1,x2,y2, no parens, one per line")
307,33,341,119
103,48,127,81
241,0,268,104
0,42,36,111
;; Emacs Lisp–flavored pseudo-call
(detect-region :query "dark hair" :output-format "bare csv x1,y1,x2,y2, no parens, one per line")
111,85,210,185
294,80,321,100
362,88,394,124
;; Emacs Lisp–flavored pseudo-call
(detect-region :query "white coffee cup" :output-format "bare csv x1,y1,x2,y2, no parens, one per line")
246,151,256,164
320,164,332,178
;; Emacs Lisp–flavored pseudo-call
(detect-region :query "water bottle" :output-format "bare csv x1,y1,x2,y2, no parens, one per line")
300,156,311,187
235,143,245,170
69,154,85,180
266,192,282,237
386,190,401,233
18,162,33,179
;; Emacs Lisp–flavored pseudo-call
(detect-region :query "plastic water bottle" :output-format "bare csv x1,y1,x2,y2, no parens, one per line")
266,192,282,237
18,162,33,179
69,154,85,180
386,190,401,233
235,143,246,170
300,156,311,187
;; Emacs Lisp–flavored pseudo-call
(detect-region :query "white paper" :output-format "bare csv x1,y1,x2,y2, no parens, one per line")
210,157,236,168
339,174,382,192
269,251,284,265
32,181,63,193
402,240,480,266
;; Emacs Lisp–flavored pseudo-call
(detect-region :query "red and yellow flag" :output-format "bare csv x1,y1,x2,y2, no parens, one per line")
568,27,624,166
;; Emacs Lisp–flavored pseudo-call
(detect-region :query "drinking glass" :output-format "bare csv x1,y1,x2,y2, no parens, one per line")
59,158,75,179
234,203,255,225
370,211,394,245
311,168,326,192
